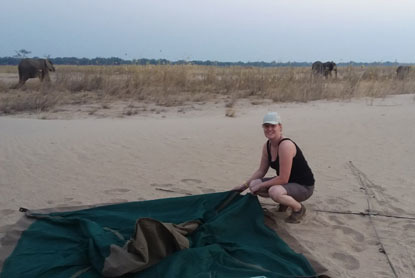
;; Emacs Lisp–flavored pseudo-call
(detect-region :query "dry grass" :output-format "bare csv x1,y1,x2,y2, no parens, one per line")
0,66,17,74
0,65,414,115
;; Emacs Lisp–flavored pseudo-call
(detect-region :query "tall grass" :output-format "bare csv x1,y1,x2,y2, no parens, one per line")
0,65,414,114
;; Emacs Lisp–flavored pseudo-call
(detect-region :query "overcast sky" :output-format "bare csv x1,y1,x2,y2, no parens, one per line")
1,0,415,63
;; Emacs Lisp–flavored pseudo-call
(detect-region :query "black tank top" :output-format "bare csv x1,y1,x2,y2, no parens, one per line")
267,138,315,186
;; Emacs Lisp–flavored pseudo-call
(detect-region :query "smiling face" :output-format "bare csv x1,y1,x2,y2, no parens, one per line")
262,123,282,140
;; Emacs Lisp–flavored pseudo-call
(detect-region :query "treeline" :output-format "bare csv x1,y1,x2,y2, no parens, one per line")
0,56,403,67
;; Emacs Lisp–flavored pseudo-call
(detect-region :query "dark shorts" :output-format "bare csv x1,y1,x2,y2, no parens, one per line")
262,178,314,202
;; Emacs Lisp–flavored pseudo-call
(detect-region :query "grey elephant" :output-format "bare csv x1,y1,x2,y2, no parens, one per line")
312,61,337,78
18,58,56,86
396,66,411,80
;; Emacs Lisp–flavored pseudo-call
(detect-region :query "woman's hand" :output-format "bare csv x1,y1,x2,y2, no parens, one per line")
248,179,265,195
249,182,262,195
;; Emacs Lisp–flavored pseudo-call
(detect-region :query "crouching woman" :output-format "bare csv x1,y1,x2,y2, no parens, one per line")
233,112,315,223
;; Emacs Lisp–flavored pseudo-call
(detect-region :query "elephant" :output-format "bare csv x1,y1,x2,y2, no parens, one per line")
396,65,411,80
18,58,56,86
312,61,337,78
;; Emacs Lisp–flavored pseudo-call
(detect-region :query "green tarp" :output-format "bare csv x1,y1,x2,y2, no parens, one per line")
0,191,319,277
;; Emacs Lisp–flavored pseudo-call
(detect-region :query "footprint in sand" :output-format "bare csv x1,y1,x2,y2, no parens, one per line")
388,196,399,202
104,188,131,195
328,215,345,225
389,205,405,214
333,225,365,242
331,252,360,270
403,223,415,230
0,209,15,217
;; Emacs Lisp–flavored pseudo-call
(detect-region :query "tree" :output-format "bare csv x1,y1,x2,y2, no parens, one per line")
14,49,31,58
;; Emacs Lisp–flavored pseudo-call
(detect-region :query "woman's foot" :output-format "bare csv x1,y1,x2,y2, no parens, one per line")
285,204,306,223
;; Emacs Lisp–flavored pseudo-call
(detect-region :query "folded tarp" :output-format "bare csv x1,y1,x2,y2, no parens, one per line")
0,191,319,277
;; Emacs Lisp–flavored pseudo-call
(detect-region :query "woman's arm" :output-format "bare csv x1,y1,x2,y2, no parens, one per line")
249,140,296,194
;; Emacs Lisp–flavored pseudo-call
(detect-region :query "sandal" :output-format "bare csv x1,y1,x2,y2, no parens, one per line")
285,204,306,223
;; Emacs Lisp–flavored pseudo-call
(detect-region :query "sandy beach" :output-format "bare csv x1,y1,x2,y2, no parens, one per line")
1,94,415,277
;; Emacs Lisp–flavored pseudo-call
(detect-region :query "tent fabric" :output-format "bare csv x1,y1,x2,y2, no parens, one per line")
103,218,201,277
0,191,320,278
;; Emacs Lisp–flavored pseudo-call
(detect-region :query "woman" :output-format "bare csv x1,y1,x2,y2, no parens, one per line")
233,112,315,223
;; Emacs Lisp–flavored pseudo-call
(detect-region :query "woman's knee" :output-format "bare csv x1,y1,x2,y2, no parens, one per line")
268,185,287,201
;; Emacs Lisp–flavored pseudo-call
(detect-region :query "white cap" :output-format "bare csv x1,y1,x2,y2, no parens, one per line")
263,112,281,125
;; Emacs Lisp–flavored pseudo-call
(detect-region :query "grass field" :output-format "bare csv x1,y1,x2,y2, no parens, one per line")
0,65,414,115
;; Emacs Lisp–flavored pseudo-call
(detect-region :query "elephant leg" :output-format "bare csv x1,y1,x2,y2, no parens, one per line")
38,69,45,82
44,73,51,82
18,76,28,86
326,68,331,78
18,71,25,86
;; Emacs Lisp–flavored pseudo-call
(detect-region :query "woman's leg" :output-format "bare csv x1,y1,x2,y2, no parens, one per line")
270,184,314,223
268,185,302,212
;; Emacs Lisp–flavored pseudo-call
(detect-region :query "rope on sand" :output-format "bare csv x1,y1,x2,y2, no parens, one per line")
313,209,415,221
348,161,399,278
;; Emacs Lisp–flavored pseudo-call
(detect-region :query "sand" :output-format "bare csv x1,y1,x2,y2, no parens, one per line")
1,94,415,277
